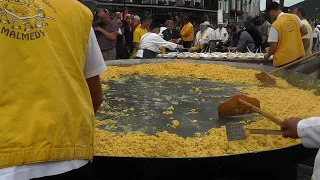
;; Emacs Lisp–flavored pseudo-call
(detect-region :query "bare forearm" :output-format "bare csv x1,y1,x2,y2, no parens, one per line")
302,39,310,52
86,76,103,115
134,42,139,50
100,29,117,40
267,44,277,58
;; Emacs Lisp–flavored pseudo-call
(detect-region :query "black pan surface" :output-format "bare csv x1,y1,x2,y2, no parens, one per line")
93,59,319,179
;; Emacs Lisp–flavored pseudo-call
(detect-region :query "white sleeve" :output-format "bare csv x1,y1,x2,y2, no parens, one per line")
84,27,107,79
298,117,320,149
267,27,279,43
295,15,303,27
154,35,178,50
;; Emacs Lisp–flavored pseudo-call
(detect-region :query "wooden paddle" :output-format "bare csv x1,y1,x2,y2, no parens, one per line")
256,51,320,86
218,95,282,125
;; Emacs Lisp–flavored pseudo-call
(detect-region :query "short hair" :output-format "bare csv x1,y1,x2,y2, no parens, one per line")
141,15,151,23
266,2,280,12
166,20,174,26
150,22,161,30
296,7,306,18
98,8,109,14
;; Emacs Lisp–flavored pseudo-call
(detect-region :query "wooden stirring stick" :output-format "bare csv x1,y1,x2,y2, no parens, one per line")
238,99,282,125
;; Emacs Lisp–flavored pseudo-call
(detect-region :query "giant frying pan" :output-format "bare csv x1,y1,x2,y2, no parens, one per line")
93,59,319,180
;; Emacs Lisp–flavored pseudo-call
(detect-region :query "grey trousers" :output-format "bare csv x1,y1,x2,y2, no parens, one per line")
102,47,116,61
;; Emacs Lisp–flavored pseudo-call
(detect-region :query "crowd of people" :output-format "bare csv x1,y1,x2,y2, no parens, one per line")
94,2,318,67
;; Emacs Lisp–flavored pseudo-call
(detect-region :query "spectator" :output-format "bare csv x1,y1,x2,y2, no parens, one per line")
115,12,122,20
180,16,195,48
214,22,228,43
225,24,239,47
132,15,141,32
203,21,215,41
117,19,123,34
244,17,262,50
95,8,119,61
122,20,134,54
137,23,183,59
228,25,255,53
259,16,271,49
292,7,313,57
312,24,319,51
132,15,151,58
162,20,181,42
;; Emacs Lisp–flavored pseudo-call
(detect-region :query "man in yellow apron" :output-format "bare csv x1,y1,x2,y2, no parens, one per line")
0,0,107,179
264,2,308,67
132,15,151,58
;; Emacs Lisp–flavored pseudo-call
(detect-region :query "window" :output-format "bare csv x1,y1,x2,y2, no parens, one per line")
231,0,236,9
237,0,241,10
224,0,229,13
218,0,223,10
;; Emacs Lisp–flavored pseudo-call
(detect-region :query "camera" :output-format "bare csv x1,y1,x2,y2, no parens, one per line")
93,8,104,27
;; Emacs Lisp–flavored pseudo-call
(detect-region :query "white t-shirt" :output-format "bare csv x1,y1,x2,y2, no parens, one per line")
268,12,303,43
313,28,320,39
0,27,107,180
137,32,177,56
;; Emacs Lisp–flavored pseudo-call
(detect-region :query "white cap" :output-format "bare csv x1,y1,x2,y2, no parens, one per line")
134,15,140,21
203,21,210,26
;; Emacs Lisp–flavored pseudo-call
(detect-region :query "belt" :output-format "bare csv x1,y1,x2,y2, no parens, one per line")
102,47,116,51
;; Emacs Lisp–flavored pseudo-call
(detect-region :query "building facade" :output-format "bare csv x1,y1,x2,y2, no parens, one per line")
81,0,218,25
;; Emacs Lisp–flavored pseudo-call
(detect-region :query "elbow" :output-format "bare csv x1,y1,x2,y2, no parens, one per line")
111,35,117,40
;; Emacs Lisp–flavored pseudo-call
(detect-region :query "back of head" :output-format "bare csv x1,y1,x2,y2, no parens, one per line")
266,2,280,12
297,7,306,18
149,22,161,33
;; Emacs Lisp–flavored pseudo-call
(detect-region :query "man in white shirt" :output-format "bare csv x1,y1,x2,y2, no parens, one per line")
137,23,183,58
214,23,228,43
203,21,215,41
194,23,211,47
281,117,320,180
314,25,320,51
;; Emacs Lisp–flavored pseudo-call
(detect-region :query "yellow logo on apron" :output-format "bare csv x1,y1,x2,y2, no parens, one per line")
0,0,57,41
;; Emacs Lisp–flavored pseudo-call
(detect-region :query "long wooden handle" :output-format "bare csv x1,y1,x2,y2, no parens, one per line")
238,99,283,125
269,51,320,74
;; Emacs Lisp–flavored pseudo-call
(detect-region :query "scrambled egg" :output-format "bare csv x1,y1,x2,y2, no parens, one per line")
94,62,316,157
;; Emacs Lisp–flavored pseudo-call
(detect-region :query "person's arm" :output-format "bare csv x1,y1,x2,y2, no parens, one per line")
223,29,229,43
84,27,107,114
153,34,178,50
86,76,103,114
300,24,308,37
133,29,141,49
181,24,193,37
282,117,320,149
265,27,278,60
294,15,308,37
302,37,310,52
94,26,117,40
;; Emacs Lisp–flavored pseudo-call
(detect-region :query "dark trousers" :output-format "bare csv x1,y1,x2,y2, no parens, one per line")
183,41,193,48
142,49,157,59
32,162,96,180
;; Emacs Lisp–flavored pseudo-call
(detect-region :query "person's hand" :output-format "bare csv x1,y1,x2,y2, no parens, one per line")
94,26,103,32
281,118,302,139
177,45,184,49
177,38,182,42
264,53,269,61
